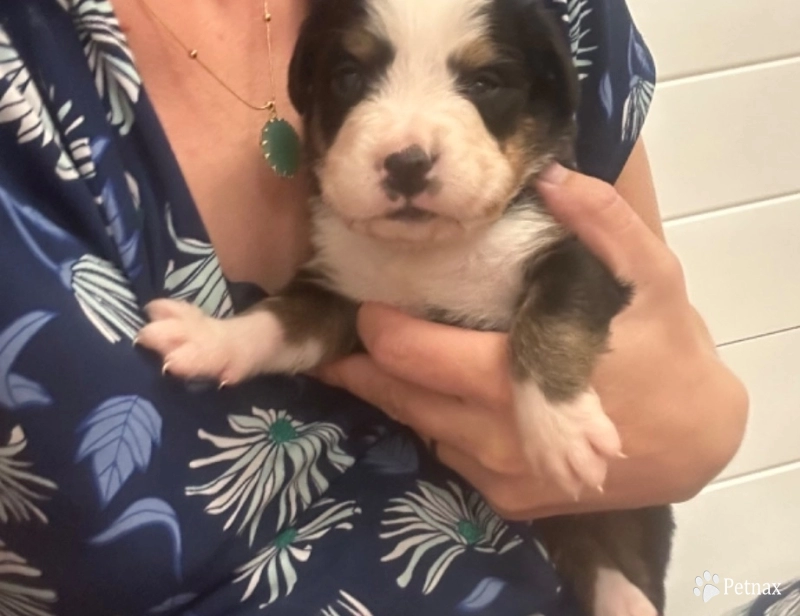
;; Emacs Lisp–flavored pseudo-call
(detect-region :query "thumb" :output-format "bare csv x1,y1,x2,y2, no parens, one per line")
536,163,664,282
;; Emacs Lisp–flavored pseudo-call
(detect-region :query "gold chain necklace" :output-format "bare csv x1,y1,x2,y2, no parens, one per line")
137,0,301,178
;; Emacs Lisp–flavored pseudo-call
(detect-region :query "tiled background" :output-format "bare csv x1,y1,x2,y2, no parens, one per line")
627,1,800,614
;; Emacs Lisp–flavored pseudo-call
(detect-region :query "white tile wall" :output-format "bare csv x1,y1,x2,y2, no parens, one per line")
717,329,800,481
664,195,800,346
628,0,800,80
645,59,800,220
627,0,800,613
665,465,800,616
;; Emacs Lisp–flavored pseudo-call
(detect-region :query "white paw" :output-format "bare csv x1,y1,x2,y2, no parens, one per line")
513,382,622,498
136,299,261,385
136,299,326,385
594,568,658,616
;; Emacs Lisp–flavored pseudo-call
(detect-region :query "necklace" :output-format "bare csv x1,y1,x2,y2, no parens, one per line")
138,0,302,178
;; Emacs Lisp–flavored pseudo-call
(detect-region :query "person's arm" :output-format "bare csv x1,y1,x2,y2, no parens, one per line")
615,138,665,240
318,146,749,519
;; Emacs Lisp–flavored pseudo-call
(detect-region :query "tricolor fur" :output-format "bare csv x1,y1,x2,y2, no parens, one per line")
137,0,674,613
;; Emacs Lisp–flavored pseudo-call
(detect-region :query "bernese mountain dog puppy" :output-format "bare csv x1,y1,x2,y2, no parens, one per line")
138,0,674,613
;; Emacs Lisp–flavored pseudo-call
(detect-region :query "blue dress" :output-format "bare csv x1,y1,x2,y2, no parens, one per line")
0,1,717,615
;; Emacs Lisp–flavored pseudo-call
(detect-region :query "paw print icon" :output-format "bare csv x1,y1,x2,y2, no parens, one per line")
694,571,721,603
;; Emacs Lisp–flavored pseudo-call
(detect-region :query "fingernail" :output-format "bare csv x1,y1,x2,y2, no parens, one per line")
218,380,229,390
618,451,629,460
596,484,605,494
539,163,568,186
132,336,140,347
162,362,171,376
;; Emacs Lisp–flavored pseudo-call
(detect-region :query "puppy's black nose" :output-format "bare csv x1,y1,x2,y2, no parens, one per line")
384,145,433,197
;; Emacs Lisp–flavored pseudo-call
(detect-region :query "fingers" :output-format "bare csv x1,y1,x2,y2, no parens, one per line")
537,164,669,283
351,303,512,409
144,298,204,322
319,354,502,454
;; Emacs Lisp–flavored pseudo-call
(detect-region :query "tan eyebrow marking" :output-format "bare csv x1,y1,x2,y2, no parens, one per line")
451,37,501,70
343,26,386,63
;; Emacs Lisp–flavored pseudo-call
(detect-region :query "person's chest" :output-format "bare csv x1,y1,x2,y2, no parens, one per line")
115,0,312,294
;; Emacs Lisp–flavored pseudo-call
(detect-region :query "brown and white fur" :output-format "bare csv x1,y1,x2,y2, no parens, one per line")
137,0,674,613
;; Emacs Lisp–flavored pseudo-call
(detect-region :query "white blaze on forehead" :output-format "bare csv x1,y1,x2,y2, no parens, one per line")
364,0,492,93
318,0,521,239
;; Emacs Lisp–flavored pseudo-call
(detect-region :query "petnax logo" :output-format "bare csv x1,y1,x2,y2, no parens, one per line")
692,570,783,604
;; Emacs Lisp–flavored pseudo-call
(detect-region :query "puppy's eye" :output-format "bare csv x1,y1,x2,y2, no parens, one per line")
466,72,503,97
332,63,365,100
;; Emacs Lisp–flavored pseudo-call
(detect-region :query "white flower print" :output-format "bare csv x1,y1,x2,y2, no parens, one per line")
553,0,597,81
186,408,355,545
0,29,79,180
57,0,142,136
53,95,99,181
321,591,374,616
621,75,655,142
164,204,233,319
67,254,145,343
0,426,57,525
621,26,656,142
380,480,523,595
234,499,361,609
0,540,57,616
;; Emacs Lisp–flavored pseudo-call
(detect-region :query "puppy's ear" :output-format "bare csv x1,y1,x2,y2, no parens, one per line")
508,0,580,128
288,9,322,115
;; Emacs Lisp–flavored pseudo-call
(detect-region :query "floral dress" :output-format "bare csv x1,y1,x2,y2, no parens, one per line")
0,1,672,615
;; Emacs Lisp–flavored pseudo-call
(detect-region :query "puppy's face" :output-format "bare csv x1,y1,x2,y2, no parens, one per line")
290,0,578,244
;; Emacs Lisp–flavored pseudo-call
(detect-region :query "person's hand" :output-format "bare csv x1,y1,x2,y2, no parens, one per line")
318,164,748,520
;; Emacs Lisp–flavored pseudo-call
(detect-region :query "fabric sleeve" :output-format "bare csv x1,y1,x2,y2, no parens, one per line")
569,0,657,184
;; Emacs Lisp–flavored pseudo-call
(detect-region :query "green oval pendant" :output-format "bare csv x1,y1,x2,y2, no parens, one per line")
261,117,301,178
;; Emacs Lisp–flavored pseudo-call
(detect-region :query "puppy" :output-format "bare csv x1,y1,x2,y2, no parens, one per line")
138,0,674,613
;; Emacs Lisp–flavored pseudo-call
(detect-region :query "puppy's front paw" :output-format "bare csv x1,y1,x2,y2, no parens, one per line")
513,382,622,498
594,568,658,616
136,299,253,386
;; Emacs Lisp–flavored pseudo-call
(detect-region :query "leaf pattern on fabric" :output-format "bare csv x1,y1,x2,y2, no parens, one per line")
320,590,374,616
599,71,613,119
0,311,56,411
89,497,183,580
54,92,110,182
186,408,355,545
0,426,57,525
457,577,508,612
363,434,419,476
0,540,57,616
146,592,198,615
0,29,79,180
1,184,143,344
75,396,162,507
381,481,523,595
622,25,656,142
97,178,142,278
234,499,361,609
68,254,145,343
164,204,233,318
57,0,142,136
552,0,597,80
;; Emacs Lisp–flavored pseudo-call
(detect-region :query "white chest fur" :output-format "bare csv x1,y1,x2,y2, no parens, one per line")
310,205,562,330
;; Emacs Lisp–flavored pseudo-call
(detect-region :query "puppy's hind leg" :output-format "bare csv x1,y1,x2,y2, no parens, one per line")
136,270,359,386
509,236,632,498
537,507,674,616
